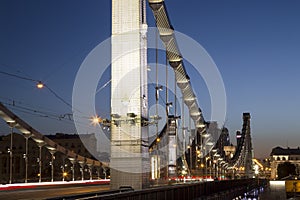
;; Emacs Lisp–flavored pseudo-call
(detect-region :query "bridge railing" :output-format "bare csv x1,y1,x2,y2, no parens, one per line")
84,179,267,200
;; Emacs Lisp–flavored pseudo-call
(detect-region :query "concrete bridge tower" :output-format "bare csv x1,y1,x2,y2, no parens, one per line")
110,0,149,190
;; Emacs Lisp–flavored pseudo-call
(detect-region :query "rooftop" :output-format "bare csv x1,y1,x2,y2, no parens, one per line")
270,146,300,156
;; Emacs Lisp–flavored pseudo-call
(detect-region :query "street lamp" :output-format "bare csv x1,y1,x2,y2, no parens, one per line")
103,167,107,180
7,121,16,184
23,133,32,183
32,139,45,183
78,161,85,181
88,164,93,180
61,164,67,181
63,171,68,181
69,158,76,181
205,156,210,179
46,146,56,182
36,81,44,89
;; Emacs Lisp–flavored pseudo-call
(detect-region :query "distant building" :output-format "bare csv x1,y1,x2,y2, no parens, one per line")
270,146,300,179
46,133,96,159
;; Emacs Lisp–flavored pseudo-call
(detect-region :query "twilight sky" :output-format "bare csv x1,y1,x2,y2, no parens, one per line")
1,0,300,158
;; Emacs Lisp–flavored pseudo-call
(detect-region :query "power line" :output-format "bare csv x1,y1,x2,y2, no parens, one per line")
0,69,74,111
0,69,111,116
43,84,73,109
0,70,39,82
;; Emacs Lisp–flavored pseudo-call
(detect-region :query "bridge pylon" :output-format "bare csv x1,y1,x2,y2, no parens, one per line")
242,113,254,178
110,0,149,190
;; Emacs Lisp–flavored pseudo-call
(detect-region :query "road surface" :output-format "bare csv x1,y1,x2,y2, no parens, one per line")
0,184,110,200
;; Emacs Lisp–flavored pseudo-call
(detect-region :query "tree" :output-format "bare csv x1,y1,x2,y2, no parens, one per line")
277,162,296,179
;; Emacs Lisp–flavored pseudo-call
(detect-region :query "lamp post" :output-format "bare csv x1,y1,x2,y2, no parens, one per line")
69,158,76,181
71,164,75,181
88,164,93,180
103,168,107,180
61,164,67,181
79,161,85,181
46,147,56,182
7,121,16,184
32,140,45,183
50,153,55,182
9,130,13,184
38,145,42,182
23,133,32,183
205,156,209,179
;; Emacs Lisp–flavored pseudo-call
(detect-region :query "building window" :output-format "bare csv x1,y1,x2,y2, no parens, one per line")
277,157,280,161
282,157,286,161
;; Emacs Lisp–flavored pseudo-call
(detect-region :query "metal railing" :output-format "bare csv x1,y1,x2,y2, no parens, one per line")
60,179,268,200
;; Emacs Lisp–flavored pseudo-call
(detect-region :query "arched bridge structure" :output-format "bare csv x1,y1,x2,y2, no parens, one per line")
0,102,108,183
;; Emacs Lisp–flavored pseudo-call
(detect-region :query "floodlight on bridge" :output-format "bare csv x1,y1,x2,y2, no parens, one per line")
111,114,121,118
91,115,102,126
150,115,162,121
127,113,137,118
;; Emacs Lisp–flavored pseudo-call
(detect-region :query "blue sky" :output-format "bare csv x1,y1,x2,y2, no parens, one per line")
1,0,300,158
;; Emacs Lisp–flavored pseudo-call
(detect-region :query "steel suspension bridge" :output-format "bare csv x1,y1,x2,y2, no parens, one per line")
0,0,254,192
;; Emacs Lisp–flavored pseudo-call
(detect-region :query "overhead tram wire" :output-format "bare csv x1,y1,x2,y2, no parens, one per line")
0,69,112,128
1,101,100,133
1,101,75,125
1,100,97,124
0,95,69,118
2,102,64,119
0,69,72,106
0,96,78,123
0,70,38,82
0,69,83,114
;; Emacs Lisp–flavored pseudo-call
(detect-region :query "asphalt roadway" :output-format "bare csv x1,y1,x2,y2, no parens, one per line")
0,184,110,200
